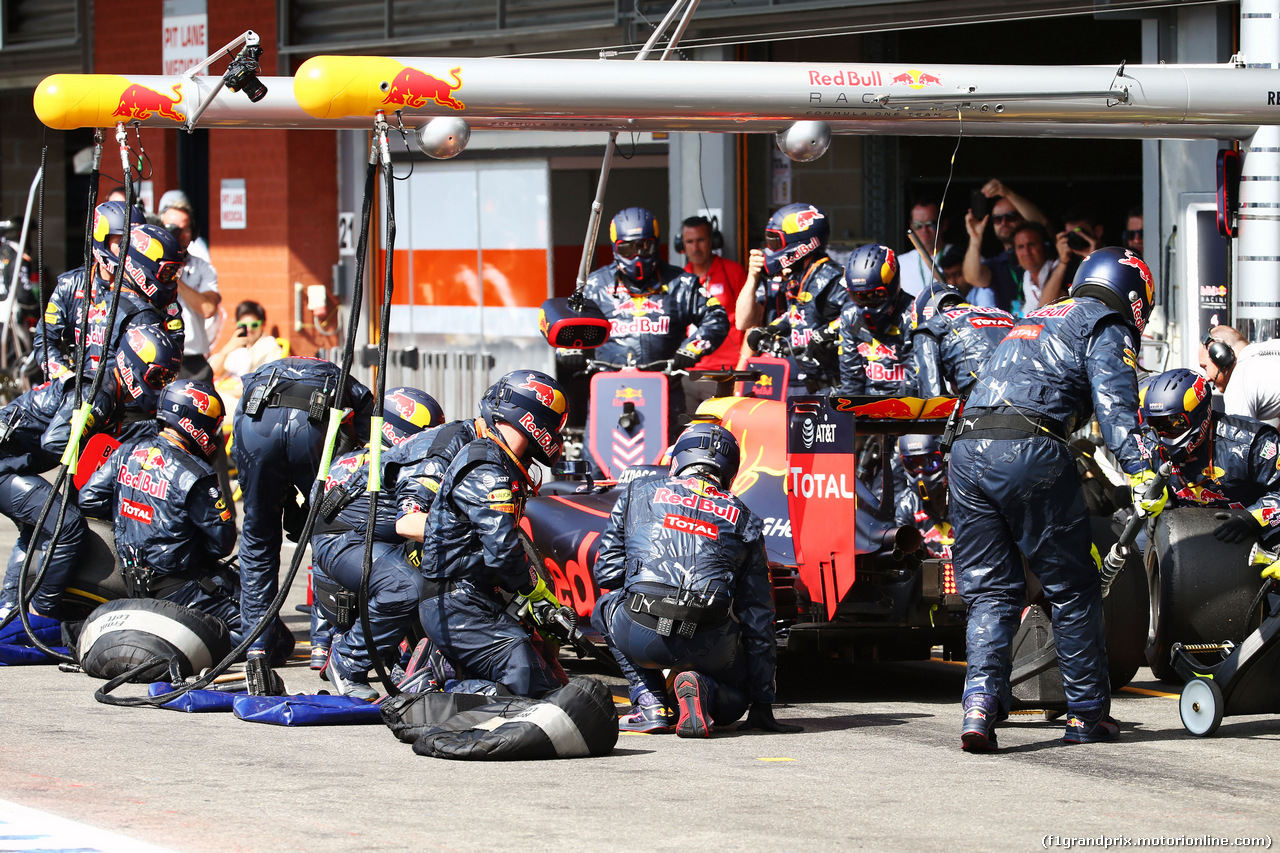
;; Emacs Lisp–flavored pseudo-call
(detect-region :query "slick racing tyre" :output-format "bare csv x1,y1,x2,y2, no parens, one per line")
76,598,231,682
23,517,126,621
1146,508,1259,684
1093,515,1148,689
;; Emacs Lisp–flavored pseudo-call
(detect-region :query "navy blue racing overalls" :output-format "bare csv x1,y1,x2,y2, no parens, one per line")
590,472,776,724
910,302,1015,398
231,357,373,654
948,296,1146,718
416,436,559,698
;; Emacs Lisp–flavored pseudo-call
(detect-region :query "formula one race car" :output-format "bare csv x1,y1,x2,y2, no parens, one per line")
522,370,968,665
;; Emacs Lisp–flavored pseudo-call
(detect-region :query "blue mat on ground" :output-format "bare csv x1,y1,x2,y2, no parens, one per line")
232,693,383,726
0,615,67,665
148,681,239,712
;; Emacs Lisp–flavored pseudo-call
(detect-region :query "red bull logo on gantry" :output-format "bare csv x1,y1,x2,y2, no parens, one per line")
382,66,465,111
889,70,943,89
113,83,185,123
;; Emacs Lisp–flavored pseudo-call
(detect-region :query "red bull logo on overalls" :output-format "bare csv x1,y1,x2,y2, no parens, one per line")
856,340,897,362
653,485,741,525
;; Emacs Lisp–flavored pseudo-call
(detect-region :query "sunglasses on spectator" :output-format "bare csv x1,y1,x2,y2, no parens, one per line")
990,213,1021,224
615,238,657,259
911,220,938,230
236,320,263,330
1123,229,1143,242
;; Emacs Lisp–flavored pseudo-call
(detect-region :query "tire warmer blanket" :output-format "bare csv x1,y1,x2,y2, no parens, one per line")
148,681,238,712
232,693,383,725
0,614,68,665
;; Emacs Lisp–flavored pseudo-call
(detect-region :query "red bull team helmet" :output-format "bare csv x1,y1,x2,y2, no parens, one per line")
92,201,146,275
764,203,830,277
1139,368,1213,462
1069,247,1155,333
479,370,569,466
898,433,947,506
157,379,225,457
115,323,182,414
670,422,740,486
123,224,185,307
381,387,445,448
844,243,901,324
911,282,964,330
610,207,660,290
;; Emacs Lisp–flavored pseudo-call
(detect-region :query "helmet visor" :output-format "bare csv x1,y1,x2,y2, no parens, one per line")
764,229,786,252
156,259,183,285
1147,412,1191,441
143,362,177,390
614,238,656,260
850,286,890,308
903,452,944,475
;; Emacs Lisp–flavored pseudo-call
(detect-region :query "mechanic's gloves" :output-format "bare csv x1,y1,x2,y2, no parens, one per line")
805,324,838,360
670,348,700,372
1128,469,1169,518
1090,543,1102,572
556,348,587,375
745,326,773,353
1261,560,1280,582
737,702,803,734
516,578,562,624
1214,514,1263,544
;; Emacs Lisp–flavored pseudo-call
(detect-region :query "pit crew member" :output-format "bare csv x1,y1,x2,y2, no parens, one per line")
837,244,916,397
894,434,953,559
909,282,1015,398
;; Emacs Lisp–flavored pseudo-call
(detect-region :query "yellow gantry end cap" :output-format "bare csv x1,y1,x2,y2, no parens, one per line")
294,56,410,119
34,74,136,130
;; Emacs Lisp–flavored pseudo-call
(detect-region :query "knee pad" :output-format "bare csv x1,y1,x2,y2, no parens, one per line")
76,598,231,682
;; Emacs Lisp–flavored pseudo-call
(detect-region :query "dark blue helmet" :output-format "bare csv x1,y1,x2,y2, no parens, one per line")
91,201,145,275
764,203,829,277
1069,247,1155,333
115,323,182,414
910,281,964,330
157,379,225,457
843,243,900,325
480,370,569,466
670,422,740,486
1139,368,1213,462
609,207,660,289
898,433,947,507
123,224,184,308
381,387,445,449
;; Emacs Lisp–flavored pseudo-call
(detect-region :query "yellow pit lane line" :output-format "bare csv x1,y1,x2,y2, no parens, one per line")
929,654,1178,698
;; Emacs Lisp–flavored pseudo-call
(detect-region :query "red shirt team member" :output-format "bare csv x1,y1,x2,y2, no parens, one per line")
679,216,747,371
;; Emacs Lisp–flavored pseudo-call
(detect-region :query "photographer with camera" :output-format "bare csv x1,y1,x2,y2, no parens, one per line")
962,179,1049,312
1040,206,1107,305
209,300,284,413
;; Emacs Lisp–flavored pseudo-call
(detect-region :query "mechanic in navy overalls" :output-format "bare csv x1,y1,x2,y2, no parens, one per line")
0,324,180,621
837,243,916,398
948,248,1166,750
309,387,443,700
591,423,798,737
557,207,727,427
232,356,374,659
908,282,1015,398
416,370,569,698
894,434,953,560
80,380,248,639
744,203,848,394
1137,368,1280,549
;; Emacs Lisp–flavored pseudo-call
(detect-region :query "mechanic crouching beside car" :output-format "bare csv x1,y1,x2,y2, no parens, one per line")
590,423,800,737
948,248,1166,751
1137,368,1280,550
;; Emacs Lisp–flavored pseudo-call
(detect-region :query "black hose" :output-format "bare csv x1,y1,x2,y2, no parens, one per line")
96,142,381,708
37,140,47,379
360,133,400,697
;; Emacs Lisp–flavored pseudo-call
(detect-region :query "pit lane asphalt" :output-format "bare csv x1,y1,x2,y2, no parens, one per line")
2,534,1277,852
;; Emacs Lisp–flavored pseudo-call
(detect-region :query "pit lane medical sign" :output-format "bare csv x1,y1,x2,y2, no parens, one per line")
220,179,246,230
162,0,207,76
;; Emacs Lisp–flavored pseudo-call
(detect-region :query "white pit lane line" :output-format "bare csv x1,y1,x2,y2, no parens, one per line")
0,799,176,853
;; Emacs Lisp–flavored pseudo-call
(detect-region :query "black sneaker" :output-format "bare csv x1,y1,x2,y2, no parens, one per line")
960,694,1000,753
1062,713,1120,744
674,672,714,739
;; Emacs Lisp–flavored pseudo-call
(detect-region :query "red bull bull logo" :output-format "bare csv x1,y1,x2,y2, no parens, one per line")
184,387,214,414
793,208,825,230
855,340,897,362
382,66,465,111
387,391,419,421
613,387,646,407
1174,483,1234,505
519,376,557,408
890,70,943,89
113,83,185,123
617,297,665,317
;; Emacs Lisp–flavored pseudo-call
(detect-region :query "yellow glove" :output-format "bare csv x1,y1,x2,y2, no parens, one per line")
516,578,561,624
1128,469,1169,518
1262,560,1280,582
1090,543,1102,572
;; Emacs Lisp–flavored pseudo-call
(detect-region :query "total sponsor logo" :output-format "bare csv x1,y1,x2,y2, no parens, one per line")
1005,325,1043,341
653,485,741,525
889,69,943,89
120,497,154,525
663,513,719,539
968,315,1014,330
806,69,885,88
789,467,858,499
610,316,670,336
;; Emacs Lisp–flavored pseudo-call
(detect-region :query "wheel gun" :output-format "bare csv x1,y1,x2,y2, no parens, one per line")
1100,461,1172,598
